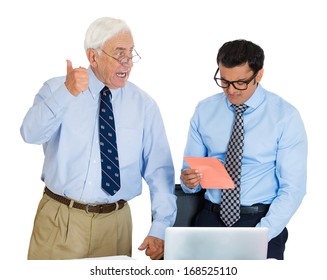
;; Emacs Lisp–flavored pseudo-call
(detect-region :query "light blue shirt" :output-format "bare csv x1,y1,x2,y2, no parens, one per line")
20,68,176,240
181,84,307,240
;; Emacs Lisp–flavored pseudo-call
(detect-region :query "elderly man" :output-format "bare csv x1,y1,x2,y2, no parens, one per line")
21,17,176,260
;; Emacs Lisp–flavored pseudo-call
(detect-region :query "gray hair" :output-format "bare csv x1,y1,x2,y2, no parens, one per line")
84,17,131,52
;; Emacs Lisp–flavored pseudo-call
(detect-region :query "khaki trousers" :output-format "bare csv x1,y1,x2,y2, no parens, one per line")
28,192,132,260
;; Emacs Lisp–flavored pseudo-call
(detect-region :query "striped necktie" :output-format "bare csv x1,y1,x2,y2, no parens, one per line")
99,86,121,195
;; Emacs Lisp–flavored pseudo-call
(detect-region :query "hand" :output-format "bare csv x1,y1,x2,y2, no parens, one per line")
64,60,89,96
138,236,164,260
181,168,202,188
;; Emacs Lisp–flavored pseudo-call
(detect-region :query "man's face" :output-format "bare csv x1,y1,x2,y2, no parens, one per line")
91,31,135,89
218,62,263,105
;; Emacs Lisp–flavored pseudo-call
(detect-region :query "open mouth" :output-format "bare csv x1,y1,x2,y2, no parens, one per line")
116,72,127,78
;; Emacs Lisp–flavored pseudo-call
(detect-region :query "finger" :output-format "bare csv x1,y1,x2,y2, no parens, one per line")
66,59,73,74
182,168,195,175
138,240,148,251
184,172,201,181
188,177,201,187
181,170,201,181
182,174,202,188
145,245,163,260
182,169,201,177
149,250,164,260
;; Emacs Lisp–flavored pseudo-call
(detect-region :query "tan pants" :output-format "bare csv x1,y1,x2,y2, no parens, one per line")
28,192,132,260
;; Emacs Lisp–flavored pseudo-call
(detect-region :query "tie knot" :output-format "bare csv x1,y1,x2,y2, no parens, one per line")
232,104,248,114
101,86,111,98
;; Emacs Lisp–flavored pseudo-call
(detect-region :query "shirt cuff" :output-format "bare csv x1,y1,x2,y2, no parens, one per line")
148,221,169,240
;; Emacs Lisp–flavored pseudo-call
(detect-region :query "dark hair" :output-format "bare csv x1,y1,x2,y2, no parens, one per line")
217,39,264,73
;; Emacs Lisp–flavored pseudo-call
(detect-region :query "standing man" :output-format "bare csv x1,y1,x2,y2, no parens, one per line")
20,17,176,260
180,39,307,259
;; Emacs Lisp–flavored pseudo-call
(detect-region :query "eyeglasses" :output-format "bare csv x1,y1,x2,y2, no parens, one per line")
100,49,141,65
213,68,258,90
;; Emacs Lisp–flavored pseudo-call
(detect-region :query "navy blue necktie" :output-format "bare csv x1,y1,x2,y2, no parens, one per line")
99,86,121,195
220,104,248,226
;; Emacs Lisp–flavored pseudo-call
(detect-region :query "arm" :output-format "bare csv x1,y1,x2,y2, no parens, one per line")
137,101,176,259
180,110,206,193
20,61,88,144
20,81,74,144
257,109,308,240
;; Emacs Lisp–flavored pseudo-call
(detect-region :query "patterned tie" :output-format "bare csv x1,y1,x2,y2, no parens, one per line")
220,104,248,226
99,86,121,195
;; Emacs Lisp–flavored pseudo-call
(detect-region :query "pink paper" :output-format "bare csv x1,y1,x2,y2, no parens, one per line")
184,157,235,189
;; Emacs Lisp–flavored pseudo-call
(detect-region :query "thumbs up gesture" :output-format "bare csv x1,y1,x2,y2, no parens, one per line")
64,60,89,96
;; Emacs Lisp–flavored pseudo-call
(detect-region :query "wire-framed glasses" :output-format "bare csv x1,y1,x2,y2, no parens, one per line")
100,49,141,65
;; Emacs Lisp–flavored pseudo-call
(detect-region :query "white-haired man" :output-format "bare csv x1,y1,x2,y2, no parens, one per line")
21,17,176,260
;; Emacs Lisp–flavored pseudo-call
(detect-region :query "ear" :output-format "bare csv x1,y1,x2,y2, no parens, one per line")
87,48,98,67
256,68,264,83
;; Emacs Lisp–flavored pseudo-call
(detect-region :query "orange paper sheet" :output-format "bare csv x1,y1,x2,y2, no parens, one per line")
184,157,235,189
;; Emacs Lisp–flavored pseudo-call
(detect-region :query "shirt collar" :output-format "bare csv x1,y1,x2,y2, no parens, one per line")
87,67,104,99
87,67,122,100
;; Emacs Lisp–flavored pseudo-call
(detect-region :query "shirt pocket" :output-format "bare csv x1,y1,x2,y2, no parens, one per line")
116,127,142,168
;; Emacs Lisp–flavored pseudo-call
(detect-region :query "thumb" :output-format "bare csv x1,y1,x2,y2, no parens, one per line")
138,240,149,251
66,59,73,74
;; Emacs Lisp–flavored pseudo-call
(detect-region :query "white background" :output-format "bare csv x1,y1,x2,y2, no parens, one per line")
1,0,326,278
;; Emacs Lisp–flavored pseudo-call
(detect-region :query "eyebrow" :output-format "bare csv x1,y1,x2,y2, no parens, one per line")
114,46,135,51
220,74,254,82
220,76,248,82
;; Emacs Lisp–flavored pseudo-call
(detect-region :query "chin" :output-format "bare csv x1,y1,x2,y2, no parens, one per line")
113,80,128,89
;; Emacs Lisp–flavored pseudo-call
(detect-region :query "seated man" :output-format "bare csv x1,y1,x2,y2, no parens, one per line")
180,39,307,260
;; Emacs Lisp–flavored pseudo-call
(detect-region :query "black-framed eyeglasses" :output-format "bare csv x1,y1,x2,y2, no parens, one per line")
213,68,258,90
100,48,141,65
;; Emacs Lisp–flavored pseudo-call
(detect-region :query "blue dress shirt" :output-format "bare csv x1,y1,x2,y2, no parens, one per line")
181,84,307,240
20,68,176,240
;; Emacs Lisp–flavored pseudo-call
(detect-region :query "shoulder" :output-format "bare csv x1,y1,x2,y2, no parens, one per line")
43,76,66,92
264,89,300,116
195,93,226,111
123,81,157,106
198,92,225,105
260,87,304,129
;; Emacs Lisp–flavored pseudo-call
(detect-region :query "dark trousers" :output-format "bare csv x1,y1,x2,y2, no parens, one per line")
194,207,288,260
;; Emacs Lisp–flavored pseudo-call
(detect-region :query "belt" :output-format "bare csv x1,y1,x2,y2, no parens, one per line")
204,200,270,215
44,187,126,214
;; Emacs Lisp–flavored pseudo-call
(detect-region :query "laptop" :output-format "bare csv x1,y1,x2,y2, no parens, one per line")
164,227,268,260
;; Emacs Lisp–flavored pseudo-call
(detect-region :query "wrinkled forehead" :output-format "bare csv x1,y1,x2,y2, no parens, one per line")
102,31,134,52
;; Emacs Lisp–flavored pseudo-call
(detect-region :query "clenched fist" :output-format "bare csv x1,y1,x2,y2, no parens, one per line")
64,60,89,96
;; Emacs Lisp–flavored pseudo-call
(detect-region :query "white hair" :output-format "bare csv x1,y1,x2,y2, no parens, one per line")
84,17,131,52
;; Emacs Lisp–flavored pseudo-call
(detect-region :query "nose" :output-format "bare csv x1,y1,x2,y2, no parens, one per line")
121,57,134,66
226,82,238,94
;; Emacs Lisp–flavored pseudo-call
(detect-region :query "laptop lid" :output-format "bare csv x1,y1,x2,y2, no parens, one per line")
164,227,268,260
